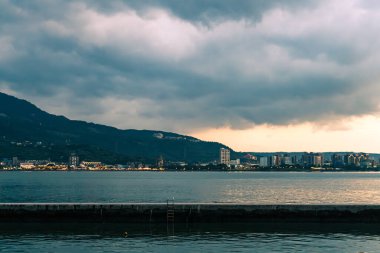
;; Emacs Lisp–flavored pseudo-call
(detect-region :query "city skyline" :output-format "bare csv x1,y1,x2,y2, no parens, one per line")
2,1,380,152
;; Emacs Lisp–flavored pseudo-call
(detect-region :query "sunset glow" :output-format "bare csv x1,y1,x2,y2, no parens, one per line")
192,115,380,152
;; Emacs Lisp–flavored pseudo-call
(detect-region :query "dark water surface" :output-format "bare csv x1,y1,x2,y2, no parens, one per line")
1,222,380,252
1,171,380,203
2,171,380,252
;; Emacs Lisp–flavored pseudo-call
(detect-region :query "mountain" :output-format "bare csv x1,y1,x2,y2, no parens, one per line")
0,92,234,163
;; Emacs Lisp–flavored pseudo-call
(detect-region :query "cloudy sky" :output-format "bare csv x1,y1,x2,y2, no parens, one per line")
1,0,380,152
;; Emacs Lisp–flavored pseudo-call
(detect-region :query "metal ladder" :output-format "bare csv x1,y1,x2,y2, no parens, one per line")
166,198,175,223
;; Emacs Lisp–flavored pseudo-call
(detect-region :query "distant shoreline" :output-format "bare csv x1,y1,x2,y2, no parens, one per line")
1,169,380,172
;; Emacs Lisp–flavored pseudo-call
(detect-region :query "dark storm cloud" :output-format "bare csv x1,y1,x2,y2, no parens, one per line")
1,0,380,131
121,0,319,23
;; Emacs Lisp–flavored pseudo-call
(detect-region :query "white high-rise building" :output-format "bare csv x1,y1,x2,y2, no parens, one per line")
69,153,79,167
220,148,231,165
259,157,269,167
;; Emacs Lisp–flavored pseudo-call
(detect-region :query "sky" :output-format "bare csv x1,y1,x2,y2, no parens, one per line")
1,0,380,152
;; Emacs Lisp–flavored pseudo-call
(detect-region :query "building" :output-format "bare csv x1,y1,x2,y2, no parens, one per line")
80,161,102,168
332,154,344,167
344,154,356,166
12,157,19,166
302,153,313,166
313,154,323,167
220,148,230,165
269,155,280,167
281,154,293,166
229,159,240,166
68,153,79,167
20,163,35,170
302,152,323,167
331,153,375,168
157,156,164,168
360,159,373,168
259,157,269,167
357,153,369,165
291,156,298,165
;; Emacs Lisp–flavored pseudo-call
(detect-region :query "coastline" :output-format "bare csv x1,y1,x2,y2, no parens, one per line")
1,169,380,172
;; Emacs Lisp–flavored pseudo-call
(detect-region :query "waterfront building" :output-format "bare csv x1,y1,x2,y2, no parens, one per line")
302,153,313,167
313,154,323,167
333,153,372,168
68,153,79,167
20,163,35,170
302,152,323,167
157,156,164,168
229,159,240,166
220,148,230,165
332,154,344,167
80,161,102,169
281,154,293,166
344,154,356,166
259,157,268,167
357,153,369,165
291,156,298,165
360,159,373,168
12,157,19,166
269,155,280,167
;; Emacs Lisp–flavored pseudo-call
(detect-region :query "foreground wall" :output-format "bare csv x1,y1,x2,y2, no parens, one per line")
1,203,380,222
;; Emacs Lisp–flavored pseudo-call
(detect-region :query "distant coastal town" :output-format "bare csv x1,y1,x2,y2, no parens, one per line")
2,92,379,172
1,146,379,172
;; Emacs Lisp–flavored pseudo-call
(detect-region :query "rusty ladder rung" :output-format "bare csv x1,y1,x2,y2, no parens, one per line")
167,198,175,223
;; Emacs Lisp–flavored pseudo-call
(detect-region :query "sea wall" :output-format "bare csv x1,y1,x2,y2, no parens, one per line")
1,203,380,222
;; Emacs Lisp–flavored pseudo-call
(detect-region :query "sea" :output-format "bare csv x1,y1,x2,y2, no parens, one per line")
1,171,380,252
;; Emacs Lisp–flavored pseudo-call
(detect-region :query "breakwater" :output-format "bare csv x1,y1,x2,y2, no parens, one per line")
1,203,380,222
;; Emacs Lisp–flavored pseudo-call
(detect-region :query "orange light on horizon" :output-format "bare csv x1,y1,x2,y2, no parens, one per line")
191,115,380,153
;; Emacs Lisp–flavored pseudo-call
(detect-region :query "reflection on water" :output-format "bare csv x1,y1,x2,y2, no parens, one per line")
1,171,380,204
0,222,380,252
2,172,380,252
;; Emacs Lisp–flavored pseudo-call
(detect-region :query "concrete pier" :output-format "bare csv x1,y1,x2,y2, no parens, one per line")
1,203,380,222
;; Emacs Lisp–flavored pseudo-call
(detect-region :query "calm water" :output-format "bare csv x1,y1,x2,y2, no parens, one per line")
1,171,380,203
1,222,380,252
2,171,380,252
